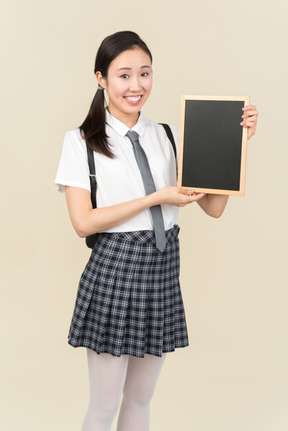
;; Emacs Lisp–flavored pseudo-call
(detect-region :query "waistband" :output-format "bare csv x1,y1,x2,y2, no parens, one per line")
98,224,180,245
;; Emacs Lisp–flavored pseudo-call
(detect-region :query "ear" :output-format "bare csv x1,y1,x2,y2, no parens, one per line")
95,71,107,90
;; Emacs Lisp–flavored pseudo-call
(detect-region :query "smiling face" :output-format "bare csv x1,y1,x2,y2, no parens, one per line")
96,47,153,127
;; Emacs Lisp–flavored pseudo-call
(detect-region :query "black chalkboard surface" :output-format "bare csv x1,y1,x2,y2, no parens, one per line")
178,95,250,195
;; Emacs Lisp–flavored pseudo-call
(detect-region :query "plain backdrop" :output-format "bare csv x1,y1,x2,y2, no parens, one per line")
1,0,288,430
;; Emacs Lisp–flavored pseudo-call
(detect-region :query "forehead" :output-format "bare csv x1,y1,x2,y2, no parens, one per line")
109,48,152,71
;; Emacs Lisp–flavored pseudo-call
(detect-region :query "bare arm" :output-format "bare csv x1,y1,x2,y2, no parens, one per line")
66,186,205,237
197,194,229,218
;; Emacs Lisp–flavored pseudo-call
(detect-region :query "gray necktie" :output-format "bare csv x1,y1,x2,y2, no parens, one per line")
126,130,166,252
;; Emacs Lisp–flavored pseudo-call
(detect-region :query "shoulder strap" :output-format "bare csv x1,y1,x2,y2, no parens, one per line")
86,143,97,209
159,123,177,161
159,123,178,177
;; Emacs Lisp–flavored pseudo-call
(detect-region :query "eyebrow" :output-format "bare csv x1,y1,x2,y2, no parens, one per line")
117,65,152,71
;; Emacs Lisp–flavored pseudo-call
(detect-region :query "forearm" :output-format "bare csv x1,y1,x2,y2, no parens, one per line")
196,193,229,218
86,188,206,234
78,195,158,237
66,189,158,238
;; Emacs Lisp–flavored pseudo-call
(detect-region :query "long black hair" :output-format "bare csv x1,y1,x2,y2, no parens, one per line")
80,31,153,158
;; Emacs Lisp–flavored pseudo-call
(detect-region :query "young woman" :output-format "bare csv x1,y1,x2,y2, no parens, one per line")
55,31,258,431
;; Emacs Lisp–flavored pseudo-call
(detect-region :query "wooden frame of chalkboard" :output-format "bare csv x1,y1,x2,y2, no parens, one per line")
178,95,250,196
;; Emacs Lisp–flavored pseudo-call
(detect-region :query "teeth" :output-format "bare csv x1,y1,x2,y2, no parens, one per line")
125,96,141,102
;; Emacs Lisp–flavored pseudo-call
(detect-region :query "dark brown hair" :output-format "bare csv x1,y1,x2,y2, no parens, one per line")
80,31,152,158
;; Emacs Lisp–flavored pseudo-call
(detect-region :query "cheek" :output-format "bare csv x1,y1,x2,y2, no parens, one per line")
106,79,126,98
144,78,153,94
148,76,153,92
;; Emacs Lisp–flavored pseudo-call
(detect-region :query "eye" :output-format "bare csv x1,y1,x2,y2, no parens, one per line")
120,74,129,79
141,72,149,77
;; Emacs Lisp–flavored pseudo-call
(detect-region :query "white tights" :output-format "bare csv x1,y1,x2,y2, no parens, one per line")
81,349,166,431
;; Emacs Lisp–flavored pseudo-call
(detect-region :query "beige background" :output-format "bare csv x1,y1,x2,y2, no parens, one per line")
1,0,288,430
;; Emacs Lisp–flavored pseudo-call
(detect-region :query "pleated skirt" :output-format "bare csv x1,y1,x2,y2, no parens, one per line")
68,224,189,357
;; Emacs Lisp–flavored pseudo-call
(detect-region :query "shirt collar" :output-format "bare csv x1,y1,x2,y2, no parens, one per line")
105,109,148,137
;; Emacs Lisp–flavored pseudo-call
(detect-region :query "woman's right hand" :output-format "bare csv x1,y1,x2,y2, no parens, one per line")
154,186,206,207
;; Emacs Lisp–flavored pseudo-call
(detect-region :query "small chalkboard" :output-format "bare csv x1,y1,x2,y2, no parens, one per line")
178,95,250,196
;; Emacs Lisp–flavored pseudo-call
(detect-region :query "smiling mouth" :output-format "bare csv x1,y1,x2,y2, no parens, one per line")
124,96,142,102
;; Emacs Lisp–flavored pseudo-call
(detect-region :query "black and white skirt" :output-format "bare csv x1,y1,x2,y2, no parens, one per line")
68,224,189,357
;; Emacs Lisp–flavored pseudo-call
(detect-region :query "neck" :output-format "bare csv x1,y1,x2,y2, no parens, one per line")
107,107,140,129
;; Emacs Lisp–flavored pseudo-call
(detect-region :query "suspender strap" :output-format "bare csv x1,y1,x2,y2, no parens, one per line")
86,144,97,209
159,123,177,160
159,123,178,177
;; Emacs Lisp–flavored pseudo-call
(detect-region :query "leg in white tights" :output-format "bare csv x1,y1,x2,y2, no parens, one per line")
81,350,129,431
116,354,167,431
81,350,166,431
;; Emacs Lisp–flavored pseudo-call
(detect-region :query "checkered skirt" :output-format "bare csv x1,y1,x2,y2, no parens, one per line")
68,224,188,357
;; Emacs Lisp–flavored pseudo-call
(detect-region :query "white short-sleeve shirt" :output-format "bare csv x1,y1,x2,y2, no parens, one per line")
55,110,180,233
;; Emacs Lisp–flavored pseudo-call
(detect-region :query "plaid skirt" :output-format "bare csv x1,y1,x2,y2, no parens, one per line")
68,224,189,357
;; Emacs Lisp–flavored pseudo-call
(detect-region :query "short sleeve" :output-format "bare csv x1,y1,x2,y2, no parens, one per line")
54,129,90,194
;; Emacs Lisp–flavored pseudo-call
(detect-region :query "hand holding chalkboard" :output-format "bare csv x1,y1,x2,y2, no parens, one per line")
178,95,250,196
240,104,258,140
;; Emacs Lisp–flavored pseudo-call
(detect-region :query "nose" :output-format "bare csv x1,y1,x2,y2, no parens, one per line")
128,76,142,92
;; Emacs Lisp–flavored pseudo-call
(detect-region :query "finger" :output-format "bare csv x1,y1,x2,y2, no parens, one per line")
242,111,258,119
243,105,257,111
241,115,258,122
242,114,258,123
242,121,257,128
243,107,258,118
242,111,258,118
242,115,258,123
189,193,206,202
240,115,258,126
180,188,195,196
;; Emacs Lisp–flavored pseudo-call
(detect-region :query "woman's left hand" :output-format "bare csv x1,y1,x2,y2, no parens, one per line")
240,104,258,140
